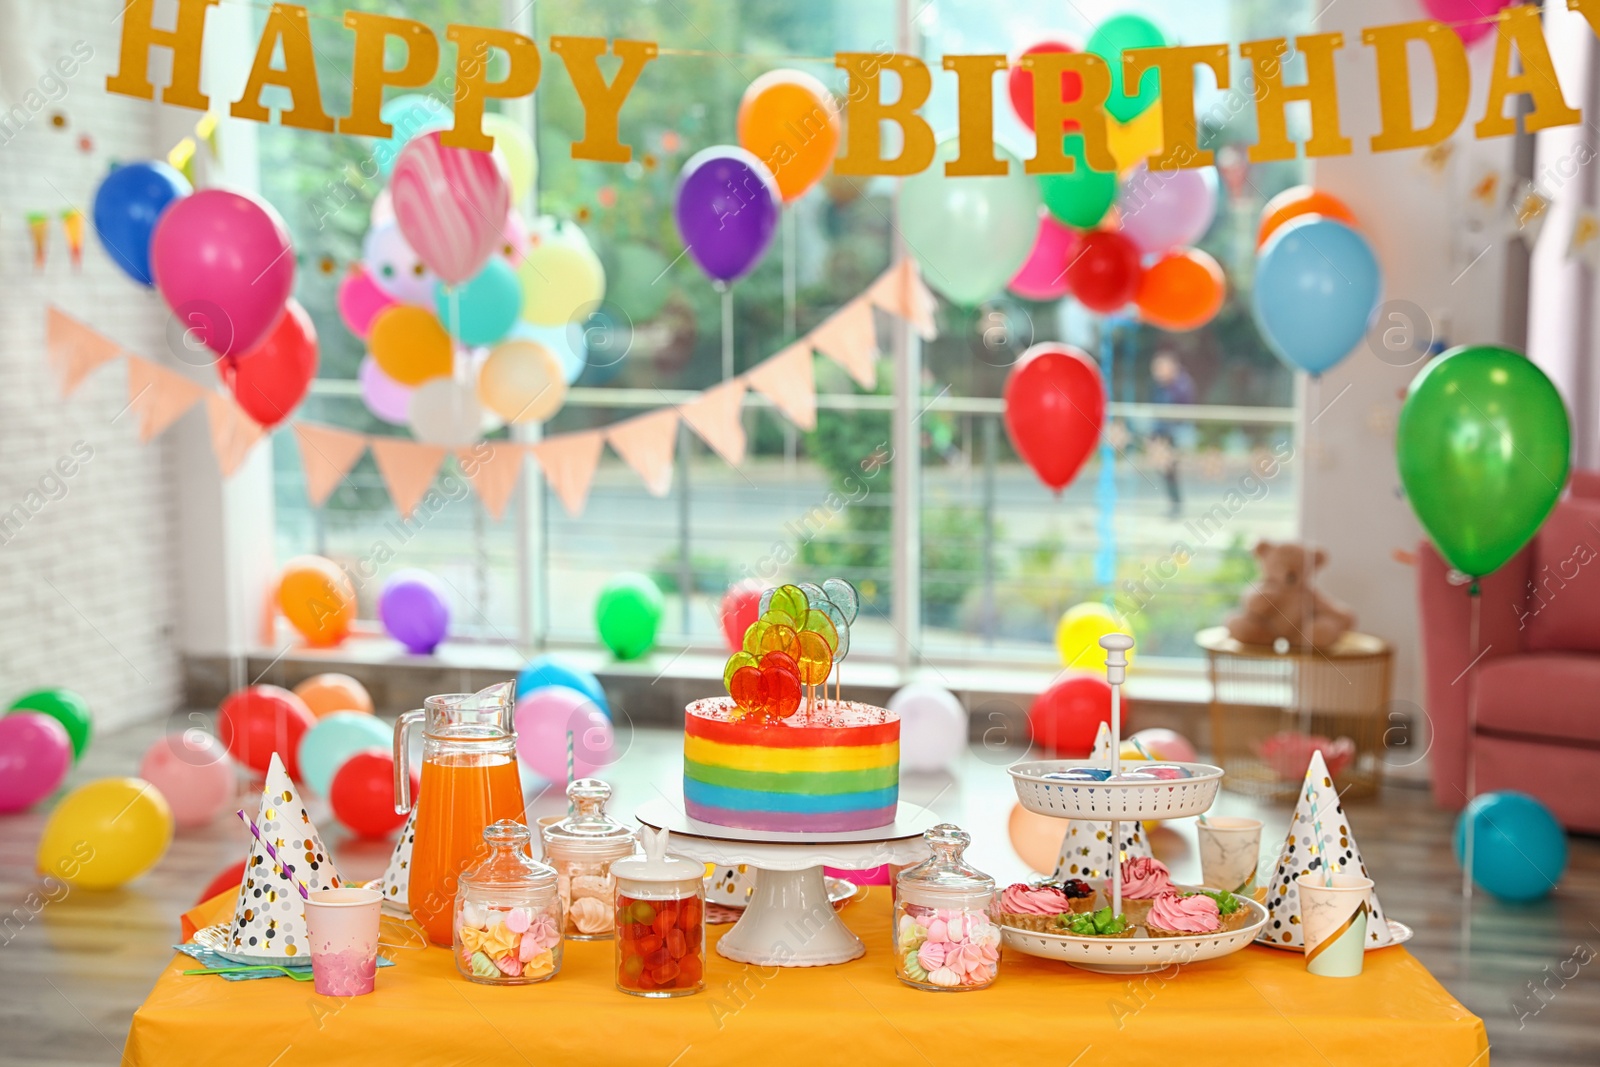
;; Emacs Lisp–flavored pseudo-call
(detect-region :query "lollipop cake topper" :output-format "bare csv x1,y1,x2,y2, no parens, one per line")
726,577,858,721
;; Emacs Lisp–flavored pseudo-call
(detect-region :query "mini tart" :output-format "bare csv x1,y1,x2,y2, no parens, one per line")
1144,917,1218,938
1144,892,1228,938
996,910,1068,932
1057,878,1097,914
1199,889,1252,932
1055,907,1135,939
1112,897,1156,926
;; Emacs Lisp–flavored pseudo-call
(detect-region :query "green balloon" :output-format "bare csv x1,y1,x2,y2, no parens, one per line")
595,573,664,660
9,688,92,761
1397,346,1571,578
1038,134,1117,230
1087,14,1167,123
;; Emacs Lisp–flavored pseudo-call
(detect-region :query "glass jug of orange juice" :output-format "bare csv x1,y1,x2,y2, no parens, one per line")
394,682,525,946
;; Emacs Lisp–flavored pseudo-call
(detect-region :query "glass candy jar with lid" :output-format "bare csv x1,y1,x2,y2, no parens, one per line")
541,778,638,941
611,828,706,998
894,823,1001,991
453,821,564,985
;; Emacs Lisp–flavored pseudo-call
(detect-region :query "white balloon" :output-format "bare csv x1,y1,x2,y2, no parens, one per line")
362,220,436,306
888,683,967,772
408,377,483,446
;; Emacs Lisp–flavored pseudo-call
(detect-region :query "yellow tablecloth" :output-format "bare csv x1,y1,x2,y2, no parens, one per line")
130,889,1486,1066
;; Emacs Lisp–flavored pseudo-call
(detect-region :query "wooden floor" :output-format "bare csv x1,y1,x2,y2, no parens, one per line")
1,716,1595,1066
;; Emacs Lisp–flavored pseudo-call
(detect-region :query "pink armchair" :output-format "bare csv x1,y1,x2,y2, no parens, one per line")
1417,471,1600,833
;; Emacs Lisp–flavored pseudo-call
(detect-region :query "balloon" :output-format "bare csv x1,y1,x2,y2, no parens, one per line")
150,189,295,359
514,685,616,781
509,322,585,385
1008,803,1067,874
434,257,521,346
220,297,318,428
219,685,316,778
137,732,234,828
332,750,417,838
337,267,395,338
1129,727,1197,764
516,655,610,717
1007,41,1082,133
736,70,840,203
293,673,374,719
359,355,414,425
9,688,92,760
1256,185,1358,248
0,714,72,812
1028,674,1114,756
1396,345,1571,577
277,555,357,647
719,581,766,652
899,138,1040,306
1424,0,1515,46
1119,164,1218,254
674,146,781,284
518,217,607,327
1055,602,1132,671
887,683,967,772
1038,133,1117,230
409,377,485,446
481,112,538,203
1003,343,1105,493
1008,213,1080,301
374,93,452,177
197,860,248,906
37,778,173,889
1453,791,1568,901
362,220,437,306
391,131,511,285
379,569,451,654
1106,106,1165,173
369,304,453,386
595,572,664,660
1065,230,1143,313
1136,248,1225,331
478,339,567,425
1253,217,1380,375
92,161,190,285
1087,14,1167,122
296,711,391,798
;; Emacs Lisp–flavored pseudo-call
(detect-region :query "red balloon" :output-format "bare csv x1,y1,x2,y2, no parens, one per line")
196,859,248,906
1065,230,1144,313
1028,674,1116,756
1007,41,1083,133
331,749,416,838
1003,344,1105,492
218,685,315,779
219,298,319,428
718,580,766,652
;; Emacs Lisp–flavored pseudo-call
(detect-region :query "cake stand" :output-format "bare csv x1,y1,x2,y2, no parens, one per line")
636,799,937,967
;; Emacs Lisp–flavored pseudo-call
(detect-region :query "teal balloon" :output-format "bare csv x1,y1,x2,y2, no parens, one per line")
595,573,664,661
436,259,523,346
296,712,390,798
1038,134,1117,230
375,93,451,177
1453,792,1567,902
898,138,1040,307
1397,345,1570,578
1087,15,1167,122
1252,218,1380,374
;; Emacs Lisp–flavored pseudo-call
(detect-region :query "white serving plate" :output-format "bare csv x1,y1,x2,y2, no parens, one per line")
1009,760,1224,820
191,922,311,968
999,894,1269,974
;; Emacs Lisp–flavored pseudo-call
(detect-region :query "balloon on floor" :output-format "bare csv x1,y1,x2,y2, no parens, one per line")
219,685,316,779
718,581,766,654
293,673,374,718
516,655,610,718
888,683,968,772
8,687,93,761
277,555,357,647
0,713,73,813
1454,791,1567,902
332,750,415,838
1028,674,1114,757
595,573,664,660
297,712,392,798
138,732,234,828
379,569,452,655
38,778,174,889
514,685,616,782
1055,603,1132,672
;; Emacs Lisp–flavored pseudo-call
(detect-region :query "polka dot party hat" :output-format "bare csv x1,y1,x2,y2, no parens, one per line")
380,805,417,913
228,753,343,958
1050,721,1153,882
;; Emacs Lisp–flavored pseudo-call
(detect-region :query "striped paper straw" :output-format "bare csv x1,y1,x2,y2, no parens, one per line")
236,809,311,900
566,730,575,811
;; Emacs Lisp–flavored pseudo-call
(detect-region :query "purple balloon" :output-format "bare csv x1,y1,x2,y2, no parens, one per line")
359,354,413,425
673,146,781,284
1117,164,1218,255
379,569,451,654
0,713,73,813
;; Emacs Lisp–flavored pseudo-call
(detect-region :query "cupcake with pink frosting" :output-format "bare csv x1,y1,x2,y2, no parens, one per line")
1144,891,1221,938
1114,857,1172,925
996,883,1072,931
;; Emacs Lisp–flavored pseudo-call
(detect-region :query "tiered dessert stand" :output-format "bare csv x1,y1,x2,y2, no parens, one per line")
1004,634,1269,974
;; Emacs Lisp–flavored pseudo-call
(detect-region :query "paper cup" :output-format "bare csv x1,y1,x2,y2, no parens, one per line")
1296,873,1372,978
1198,817,1262,895
304,887,383,996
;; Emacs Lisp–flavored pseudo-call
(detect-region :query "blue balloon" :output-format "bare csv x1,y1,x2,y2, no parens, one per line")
91,161,191,285
436,259,522,346
516,655,610,718
375,93,452,177
1251,217,1380,375
296,711,391,799
1453,791,1568,902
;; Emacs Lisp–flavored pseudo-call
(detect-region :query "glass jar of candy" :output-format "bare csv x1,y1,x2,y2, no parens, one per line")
541,778,637,941
893,823,1001,991
453,821,563,985
611,828,706,997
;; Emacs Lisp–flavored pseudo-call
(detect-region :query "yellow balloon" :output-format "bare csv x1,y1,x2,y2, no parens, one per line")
478,340,567,424
1107,105,1165,175
483,112,537,204
518,221,605,327
1055,602,1134,671
38,777,173,889
369,305,453,386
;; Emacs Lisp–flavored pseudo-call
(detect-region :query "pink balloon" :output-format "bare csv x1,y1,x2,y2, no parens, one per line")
1117,164,1218,255
150,189,295,358
390,132,511,286
501,209,529,266
138,732,236,828
359,354,412,425
337,268,395,338
513,685,615,782
1130,727,1198,764
1423,0,1513,45
0,713,72,813
1009,214,1080,301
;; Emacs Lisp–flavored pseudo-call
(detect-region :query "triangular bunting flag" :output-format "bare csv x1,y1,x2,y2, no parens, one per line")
866,259,937,342
606,408,679,497
294,423,368,507
744,342,817,431
229,753,343,959
206,393,266,477
456,441,526,521
46,308,120,396
124,355,207,442
1263,750,1392,949
1568,209,1600,271
381,806,418,915
1050,722,1153,882
679,379,748,466
370,438,448,519
532,431,604,517
809,298,878,390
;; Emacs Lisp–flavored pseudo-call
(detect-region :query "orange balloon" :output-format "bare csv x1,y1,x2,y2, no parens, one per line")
1256,186,1358,248
1007,802,1063,876
1136,248,1225,331
737,70,840,203
293,673,374,718
277,556,356,648
368,305,452,386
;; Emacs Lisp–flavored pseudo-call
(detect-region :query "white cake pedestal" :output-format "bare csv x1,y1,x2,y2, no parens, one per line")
635,799,937,967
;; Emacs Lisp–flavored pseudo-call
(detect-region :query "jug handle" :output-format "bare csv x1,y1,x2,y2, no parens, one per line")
394,708,425,814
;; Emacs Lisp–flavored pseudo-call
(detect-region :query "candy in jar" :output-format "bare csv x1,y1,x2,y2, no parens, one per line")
894,823,1001,991
611,827,705,997
541,778,637,941
453,820,564,985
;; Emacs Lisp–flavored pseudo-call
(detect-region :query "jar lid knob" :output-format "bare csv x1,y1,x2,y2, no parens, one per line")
483,819,531,847
925,822,970,857
567,777,611,811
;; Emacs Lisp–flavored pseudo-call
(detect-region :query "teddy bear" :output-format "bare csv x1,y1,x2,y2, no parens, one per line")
1224,540,1355,648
